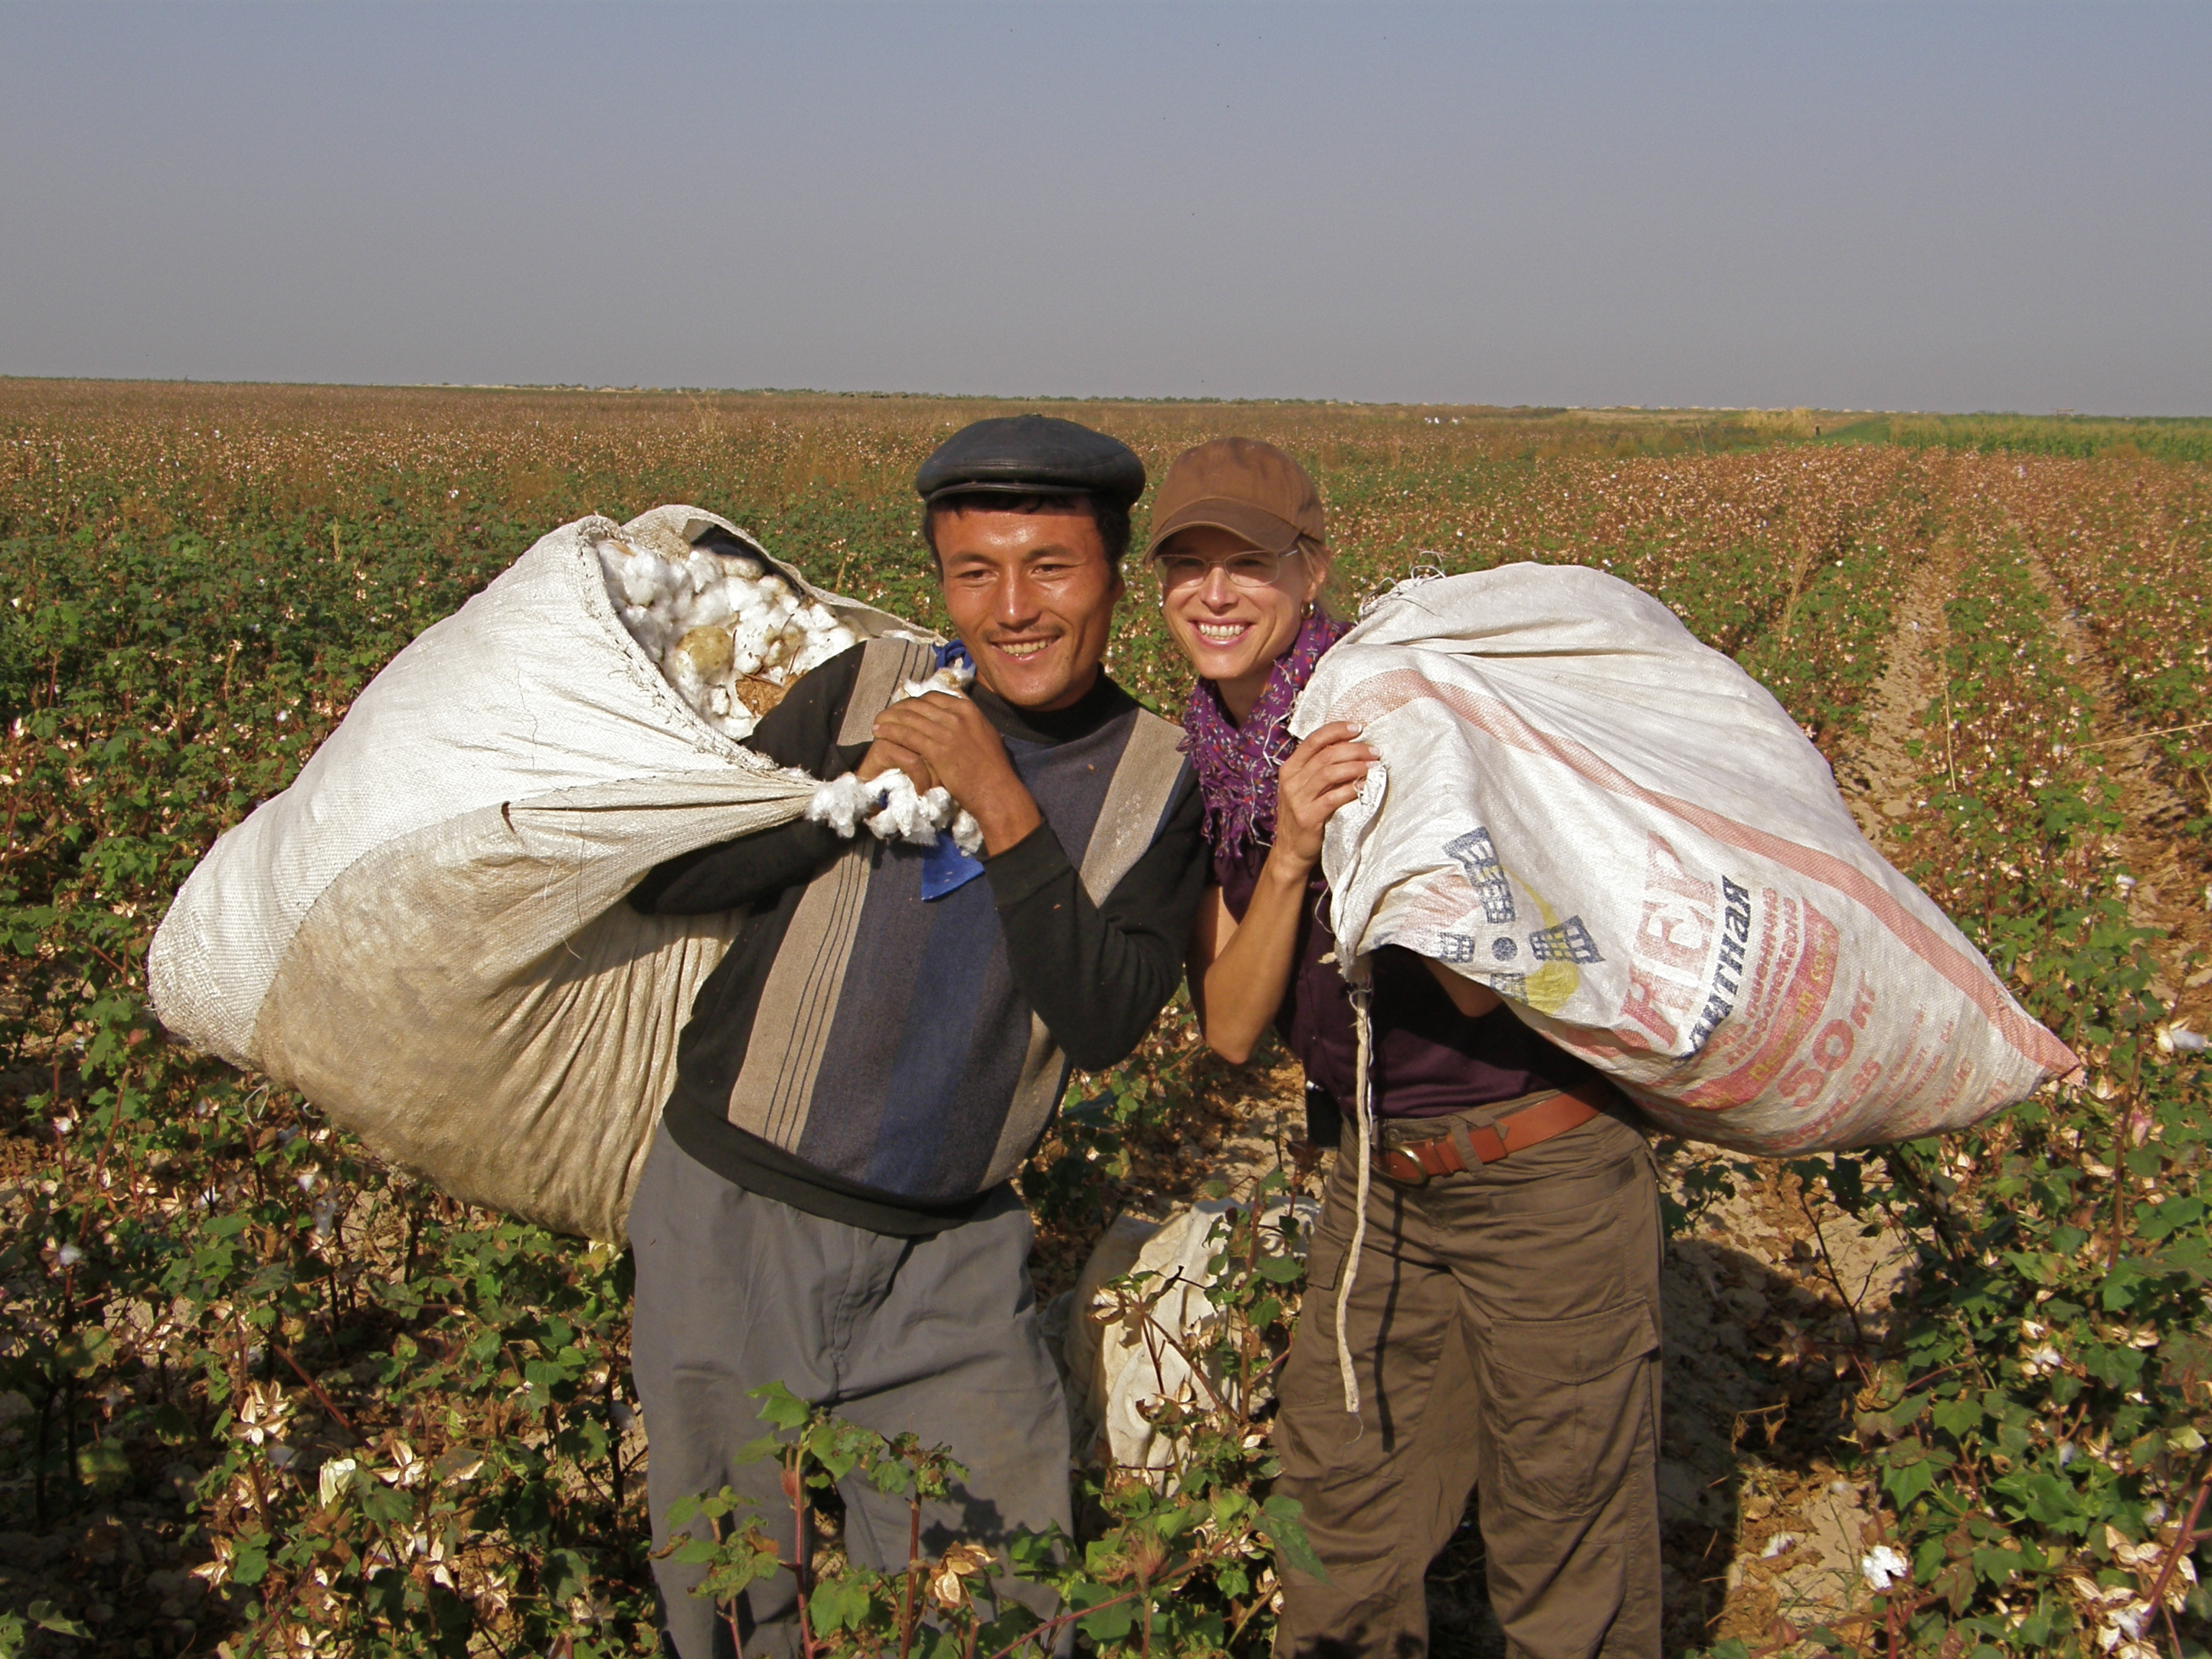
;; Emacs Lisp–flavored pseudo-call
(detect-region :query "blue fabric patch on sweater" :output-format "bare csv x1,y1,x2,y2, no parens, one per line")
917,639,986,900
919,835,985,900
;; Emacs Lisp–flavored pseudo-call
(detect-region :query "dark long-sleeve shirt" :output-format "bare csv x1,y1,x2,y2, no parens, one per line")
633,645,1205,1231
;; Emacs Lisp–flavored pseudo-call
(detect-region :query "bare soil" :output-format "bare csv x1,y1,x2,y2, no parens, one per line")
2023,552,2212,1034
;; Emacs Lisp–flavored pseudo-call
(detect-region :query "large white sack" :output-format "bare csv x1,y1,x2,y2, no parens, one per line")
1292,565,2077,1155
148,506,927,1240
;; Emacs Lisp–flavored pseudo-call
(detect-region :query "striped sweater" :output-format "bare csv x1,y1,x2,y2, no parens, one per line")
631,639,1205,1233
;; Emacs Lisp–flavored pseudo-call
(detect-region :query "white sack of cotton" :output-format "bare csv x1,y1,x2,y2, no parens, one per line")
148,505,930,1240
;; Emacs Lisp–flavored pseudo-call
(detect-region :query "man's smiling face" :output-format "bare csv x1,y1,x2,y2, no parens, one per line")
932,503,1123,711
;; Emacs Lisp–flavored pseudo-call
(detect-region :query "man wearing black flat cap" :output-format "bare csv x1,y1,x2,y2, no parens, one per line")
626,414,1208,1657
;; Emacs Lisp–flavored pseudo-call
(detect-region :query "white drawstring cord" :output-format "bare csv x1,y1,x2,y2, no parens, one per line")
1335,978,1375,1417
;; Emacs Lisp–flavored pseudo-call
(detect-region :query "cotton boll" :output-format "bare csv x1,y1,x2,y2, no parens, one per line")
866,772,944,845
617,605,674,660
683,550,723,595
593,537,641,591
680,584,740,631
604,540,850,740
805,771,877,837
673,625,736,684
896,662,976,703
616,550,679,609
788,634,845,678
665,652,711,710
595,545,639,607
804,768,976,851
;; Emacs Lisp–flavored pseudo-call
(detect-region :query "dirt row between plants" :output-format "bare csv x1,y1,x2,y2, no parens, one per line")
1635,538,1976,1655
1649,513,2212,1655
2023,552,2212,1039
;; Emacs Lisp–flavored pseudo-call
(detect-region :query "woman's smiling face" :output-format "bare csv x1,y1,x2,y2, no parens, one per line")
1156,525,1331,724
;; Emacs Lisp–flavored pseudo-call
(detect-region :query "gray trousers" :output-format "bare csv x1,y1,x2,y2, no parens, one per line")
1273,1105,1664,1659
628,1126,1073,1659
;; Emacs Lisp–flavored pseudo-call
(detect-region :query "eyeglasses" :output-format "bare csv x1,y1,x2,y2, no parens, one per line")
1154,547,1303,591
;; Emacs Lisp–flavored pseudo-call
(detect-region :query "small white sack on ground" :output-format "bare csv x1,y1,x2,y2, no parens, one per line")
1069,1196,1321,1471
1292,565,2077,1154
148,506,929,1241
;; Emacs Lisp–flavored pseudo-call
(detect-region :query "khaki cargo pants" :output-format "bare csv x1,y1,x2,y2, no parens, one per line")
1272,1101,1663,1659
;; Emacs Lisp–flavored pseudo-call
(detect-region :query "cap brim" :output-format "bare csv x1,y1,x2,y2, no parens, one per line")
1142,498,1303,560
922,480,1094,505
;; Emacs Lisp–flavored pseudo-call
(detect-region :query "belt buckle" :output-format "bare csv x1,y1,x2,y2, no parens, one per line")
1379,1143,1429,1187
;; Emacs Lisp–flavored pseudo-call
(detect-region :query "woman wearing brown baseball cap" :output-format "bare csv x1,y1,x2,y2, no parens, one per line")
1151,438,1663,1659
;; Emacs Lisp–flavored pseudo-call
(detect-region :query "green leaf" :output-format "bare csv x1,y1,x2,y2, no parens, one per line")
732,1435,783,1468
231,1540,270,1586
27,1601,91,1639
748,1380,811,1431
806,1575,876,1635
1879,1441,1953,1509
1930,1395,1983,1439
76,1439,131,1491
53,1328,116,1377
539,1548,589,1605
2014,1471,2085,1529
1069,1581,1136,1642
2100,1258,2152,1312
1259,1494,1331,1583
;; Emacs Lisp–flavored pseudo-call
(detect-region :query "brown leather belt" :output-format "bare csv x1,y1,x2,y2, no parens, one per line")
1376,1077,1619,1186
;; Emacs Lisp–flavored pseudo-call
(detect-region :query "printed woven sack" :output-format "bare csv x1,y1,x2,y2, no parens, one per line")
148,506,924,1240
1292,564,2077,1154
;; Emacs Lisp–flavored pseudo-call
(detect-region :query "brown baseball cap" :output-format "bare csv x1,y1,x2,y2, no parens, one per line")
1143,437,1324,560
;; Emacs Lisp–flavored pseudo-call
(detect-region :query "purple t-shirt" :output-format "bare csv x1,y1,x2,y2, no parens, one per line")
1213,840,1597,1120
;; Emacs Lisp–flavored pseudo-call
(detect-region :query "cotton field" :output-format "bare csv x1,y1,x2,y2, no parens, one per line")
4,381,2210,1659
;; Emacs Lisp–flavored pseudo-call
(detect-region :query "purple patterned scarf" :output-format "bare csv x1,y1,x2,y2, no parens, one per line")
1180,607,1352,855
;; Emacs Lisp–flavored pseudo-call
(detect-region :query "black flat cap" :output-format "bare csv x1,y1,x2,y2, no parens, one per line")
914,414,1145,511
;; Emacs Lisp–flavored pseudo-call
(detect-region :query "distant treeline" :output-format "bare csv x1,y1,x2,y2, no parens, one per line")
1828,411,2212,464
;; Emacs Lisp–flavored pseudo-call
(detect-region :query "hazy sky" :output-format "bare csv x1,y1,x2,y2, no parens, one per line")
4,1,2206,414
